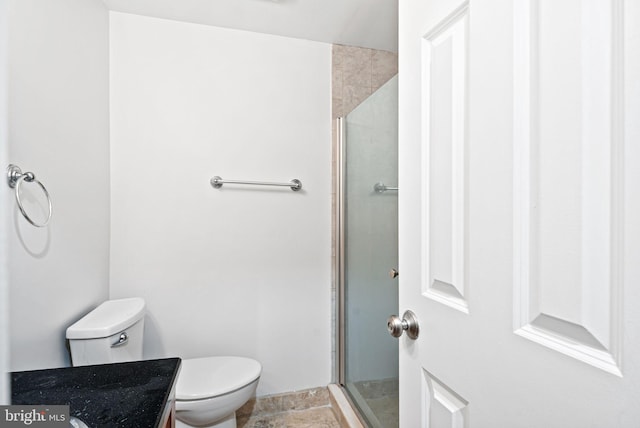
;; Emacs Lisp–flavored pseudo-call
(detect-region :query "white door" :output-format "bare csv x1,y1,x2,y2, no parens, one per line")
398,0,640,426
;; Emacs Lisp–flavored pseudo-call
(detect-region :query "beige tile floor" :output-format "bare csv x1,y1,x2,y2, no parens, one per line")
237,387,342,428
237,406,341,428
236,382,400,427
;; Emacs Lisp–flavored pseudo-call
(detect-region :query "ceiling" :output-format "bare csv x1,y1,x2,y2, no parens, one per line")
102,0,398,53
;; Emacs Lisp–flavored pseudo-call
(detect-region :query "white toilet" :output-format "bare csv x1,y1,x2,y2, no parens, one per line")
66,298,261,428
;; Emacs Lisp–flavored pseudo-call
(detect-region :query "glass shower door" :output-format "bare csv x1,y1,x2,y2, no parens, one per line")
340,76,398,428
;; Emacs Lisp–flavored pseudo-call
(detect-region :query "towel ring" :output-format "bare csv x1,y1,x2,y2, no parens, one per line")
6,164,52,227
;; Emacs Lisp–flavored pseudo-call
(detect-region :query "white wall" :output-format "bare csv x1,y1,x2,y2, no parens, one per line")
0,0,10,403
7,0,110,371
109,12,332,396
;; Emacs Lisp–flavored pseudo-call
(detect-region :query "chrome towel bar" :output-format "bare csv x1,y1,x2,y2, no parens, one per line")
210,176,302,191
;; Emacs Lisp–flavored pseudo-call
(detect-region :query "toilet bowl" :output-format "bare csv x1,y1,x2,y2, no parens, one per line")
66,298,261,428
175,357,261,428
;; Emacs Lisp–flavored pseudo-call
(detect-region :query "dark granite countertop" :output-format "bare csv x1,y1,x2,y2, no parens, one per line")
12,358,181,428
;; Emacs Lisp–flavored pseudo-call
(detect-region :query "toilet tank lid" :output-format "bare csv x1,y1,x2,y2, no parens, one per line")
66,298,146,339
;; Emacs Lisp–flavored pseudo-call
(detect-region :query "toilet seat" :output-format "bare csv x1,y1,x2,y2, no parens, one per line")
176,356,262,401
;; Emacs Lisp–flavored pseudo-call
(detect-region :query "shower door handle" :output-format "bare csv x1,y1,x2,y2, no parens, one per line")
387,310,419,339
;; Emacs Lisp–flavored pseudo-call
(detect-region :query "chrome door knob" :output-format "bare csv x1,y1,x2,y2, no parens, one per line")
389,268,399,279
387,310,419,339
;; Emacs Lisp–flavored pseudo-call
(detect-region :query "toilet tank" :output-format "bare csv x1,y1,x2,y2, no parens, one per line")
66,298,145,366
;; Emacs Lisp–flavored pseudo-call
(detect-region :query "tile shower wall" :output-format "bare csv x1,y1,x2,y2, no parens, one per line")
332,45,398,119
109,12,332,397
6,0,110,371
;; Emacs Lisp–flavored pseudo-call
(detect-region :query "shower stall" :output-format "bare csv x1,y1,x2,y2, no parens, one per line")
337,76,398,428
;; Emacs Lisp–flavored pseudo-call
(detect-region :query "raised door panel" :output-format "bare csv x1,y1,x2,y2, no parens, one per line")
422,2,469,314
513,0,624,375
422,370,468,428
